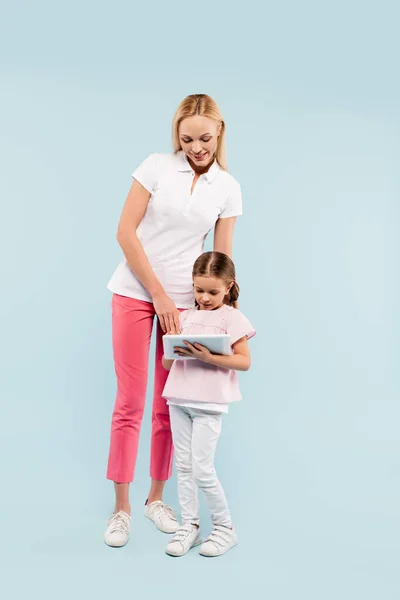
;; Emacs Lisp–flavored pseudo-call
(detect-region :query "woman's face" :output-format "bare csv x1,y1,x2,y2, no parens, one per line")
179,115,221,168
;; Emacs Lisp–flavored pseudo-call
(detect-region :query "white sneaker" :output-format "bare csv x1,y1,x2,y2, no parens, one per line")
144,500,179,533
104,510,131,547
165,524,202,557
199,525,237,557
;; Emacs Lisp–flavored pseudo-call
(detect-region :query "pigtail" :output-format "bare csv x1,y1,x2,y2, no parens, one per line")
226,281,240,306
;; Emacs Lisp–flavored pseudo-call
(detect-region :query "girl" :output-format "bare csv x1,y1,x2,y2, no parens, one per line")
162,251,255,557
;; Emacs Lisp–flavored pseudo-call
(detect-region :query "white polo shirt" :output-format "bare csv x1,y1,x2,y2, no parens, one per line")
107,151,242,308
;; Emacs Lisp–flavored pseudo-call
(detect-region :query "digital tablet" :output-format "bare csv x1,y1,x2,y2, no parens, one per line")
162,334,231,360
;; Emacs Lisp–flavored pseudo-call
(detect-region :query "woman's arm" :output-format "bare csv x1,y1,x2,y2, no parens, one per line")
213,217,237,258
117,180,162,294
117,180,180,334
174,337,251,372
214,216,239,308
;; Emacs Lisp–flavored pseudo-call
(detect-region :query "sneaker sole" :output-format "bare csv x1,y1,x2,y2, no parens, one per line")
199,541,237,557
104,537,129,548
165,538,203,557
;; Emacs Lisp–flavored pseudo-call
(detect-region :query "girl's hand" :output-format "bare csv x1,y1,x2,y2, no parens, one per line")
174,341,212,363
152,291,181,334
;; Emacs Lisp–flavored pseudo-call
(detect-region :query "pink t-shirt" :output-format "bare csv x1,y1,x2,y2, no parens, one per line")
162,304,256,405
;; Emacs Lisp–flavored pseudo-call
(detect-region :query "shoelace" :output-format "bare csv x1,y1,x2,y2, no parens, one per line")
152,502,177,523
108,511,130,534
205,525,232,547
171,524,196,542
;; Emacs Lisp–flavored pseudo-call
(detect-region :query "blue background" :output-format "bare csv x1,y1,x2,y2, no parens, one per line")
1,0,399,598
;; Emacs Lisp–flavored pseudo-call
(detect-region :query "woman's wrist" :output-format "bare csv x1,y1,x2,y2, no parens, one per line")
149,284,165,298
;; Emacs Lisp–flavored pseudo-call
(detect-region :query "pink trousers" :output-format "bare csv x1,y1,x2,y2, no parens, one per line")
107,294,179,483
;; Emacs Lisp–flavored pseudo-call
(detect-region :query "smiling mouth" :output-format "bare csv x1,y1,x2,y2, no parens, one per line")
193,152,207,160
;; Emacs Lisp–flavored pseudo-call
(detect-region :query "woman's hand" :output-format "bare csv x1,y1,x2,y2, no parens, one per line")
152,291,181,334
174,341,212,363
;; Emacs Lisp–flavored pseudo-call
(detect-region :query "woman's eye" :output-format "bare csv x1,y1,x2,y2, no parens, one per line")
201,138,211,143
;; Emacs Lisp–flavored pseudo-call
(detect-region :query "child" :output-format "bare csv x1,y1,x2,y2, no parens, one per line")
161,251,255,557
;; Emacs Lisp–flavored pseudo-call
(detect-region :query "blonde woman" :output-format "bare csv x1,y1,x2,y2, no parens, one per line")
104,94,243,547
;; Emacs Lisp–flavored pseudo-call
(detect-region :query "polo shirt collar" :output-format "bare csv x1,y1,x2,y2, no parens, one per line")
177,151,220,183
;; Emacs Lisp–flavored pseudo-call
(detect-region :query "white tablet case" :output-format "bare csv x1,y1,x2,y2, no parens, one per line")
162,334,231,360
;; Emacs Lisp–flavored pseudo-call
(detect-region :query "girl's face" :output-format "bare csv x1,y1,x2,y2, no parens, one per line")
193,275,232,310
179,115,220,169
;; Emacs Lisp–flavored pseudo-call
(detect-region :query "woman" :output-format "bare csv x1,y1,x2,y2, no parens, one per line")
104,94,243,547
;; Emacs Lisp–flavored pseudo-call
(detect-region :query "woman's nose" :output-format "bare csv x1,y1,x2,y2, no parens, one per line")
192,141,202,153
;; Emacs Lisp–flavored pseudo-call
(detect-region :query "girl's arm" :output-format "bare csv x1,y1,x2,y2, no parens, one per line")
117,180,180,334
207,337,250,371
175,337,251,372
162,356,175,371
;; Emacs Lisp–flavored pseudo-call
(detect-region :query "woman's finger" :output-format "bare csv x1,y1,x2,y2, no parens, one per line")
166,314,176,335
158,314,167,333
163,313,172,334
173,312,181,334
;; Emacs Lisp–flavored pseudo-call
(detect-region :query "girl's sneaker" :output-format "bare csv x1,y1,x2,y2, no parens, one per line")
199,525,237,557
165,524,202,557
104,510,131,547
144,500,179,533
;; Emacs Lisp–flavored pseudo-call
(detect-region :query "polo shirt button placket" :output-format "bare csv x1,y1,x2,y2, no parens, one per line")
184,171,196,216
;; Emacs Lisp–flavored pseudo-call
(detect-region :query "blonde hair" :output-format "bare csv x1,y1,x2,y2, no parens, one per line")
172,94,228,171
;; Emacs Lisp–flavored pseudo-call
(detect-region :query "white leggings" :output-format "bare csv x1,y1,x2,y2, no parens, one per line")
169,404,232,528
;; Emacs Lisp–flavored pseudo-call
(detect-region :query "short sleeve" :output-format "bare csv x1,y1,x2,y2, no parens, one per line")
227,309,256,345
132,153,160,194
179,310,190,331
219,181,242,219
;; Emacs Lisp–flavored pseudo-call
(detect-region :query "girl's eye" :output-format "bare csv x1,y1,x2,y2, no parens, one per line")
195,290,217,295
201,137,211,143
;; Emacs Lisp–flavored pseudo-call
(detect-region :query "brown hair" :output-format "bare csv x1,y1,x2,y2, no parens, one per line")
172,94,228,171
192,251,239,307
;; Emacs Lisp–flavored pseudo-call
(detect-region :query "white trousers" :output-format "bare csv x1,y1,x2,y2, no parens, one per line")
169,404,232,528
